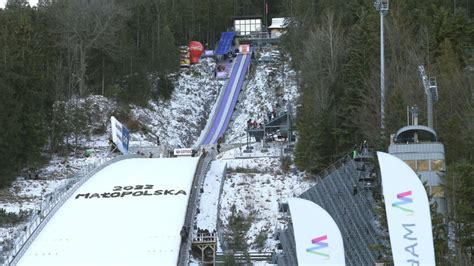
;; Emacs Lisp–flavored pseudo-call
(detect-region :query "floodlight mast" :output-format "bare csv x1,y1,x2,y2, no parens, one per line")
418,65,438,129
374,0,389,134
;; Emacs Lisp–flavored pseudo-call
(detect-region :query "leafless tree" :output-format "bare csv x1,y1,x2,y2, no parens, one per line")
300,11,344,111
53,0,128,97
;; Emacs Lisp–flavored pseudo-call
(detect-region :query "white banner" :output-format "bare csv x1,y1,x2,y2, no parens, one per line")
377,152,435,265
288,198,345,265
239,44,250,54
173,148,193,156
110,116,129,155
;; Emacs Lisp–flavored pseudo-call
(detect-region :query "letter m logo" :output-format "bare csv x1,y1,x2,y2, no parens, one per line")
392,191,414,215
306,235,329,259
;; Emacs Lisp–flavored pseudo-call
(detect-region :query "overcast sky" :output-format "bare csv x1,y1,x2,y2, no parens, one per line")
0,1,38,8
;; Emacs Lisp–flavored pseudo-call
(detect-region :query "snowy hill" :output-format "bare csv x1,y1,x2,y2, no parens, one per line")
132,58,223,148
226,49,298,143
194,47,313,253
1,46,311,260
0,59,222,247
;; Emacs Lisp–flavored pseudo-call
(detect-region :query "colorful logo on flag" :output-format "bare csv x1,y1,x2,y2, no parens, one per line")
306,235,329,258
392,191,414,215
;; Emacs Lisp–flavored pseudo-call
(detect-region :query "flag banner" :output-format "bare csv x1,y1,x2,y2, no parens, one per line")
377,152,435,265
288,198,345,265
110,116,130,155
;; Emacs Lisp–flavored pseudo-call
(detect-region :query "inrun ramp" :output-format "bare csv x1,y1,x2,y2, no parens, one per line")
200,49,252,145
17,157,199,266
214,32,235,56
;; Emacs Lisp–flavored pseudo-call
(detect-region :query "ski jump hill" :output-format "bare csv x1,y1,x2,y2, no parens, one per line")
15,157,200,265
9,31,253,266
198,47,252,145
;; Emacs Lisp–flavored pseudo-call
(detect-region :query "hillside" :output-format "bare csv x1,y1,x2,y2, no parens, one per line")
0,47,306,255
0,0,472,263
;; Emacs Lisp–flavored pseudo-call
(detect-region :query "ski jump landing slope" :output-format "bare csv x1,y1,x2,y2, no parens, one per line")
17,157,200,266
200,49,252,145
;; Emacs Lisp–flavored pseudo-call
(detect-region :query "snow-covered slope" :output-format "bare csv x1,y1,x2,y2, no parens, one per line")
18,157,199,266
195,47,313,253
226,49,298,143
2,45,309,258
132,58,223,148
0,59,222,247
219,156,313,251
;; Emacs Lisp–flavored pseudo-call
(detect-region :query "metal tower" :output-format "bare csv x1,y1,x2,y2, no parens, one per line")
418,65,439,129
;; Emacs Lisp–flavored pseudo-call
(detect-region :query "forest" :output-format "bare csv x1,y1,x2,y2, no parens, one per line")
283,0,472,263
0,0,276,187
0,0,472,263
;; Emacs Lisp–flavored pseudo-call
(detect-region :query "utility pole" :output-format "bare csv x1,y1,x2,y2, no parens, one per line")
263,0,266,27
374,0,389,133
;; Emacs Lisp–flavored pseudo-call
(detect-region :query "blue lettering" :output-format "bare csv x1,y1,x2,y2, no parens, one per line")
405,243,419,257
402,224,417,241
407,259,419,265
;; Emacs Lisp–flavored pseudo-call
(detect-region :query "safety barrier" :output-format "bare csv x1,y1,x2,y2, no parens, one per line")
215,251,273,263
177,149,216,265
215,163,228,252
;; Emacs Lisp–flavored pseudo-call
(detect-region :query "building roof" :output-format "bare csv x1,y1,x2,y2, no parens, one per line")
232,15,263,20
268,18,288,29
395,125,437,143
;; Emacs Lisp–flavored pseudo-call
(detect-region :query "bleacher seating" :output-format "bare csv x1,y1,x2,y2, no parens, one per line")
277,223,298,266
278,157,381,266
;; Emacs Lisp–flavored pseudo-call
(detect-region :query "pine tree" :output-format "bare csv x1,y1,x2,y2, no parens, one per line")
385,90,408,136
337,7,378,149
0,3,55,187
158,25,178,75
444,162,474,264
0,79,23,188
435,39,473,164
294,90,320,172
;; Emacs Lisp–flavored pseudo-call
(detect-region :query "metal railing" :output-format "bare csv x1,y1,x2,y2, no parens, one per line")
1,155,139,265
177,149,215,265
215,251,273,263
193,233,217,243
288,153,352,198
237,31,272,39
215,163,228,252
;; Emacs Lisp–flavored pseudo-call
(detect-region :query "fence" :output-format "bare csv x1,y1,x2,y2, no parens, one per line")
286,152,352,198
215,163,228,252
215,251,273,263
177,149,216,266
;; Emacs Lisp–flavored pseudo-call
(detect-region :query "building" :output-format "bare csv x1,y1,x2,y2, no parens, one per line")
388,108,446,213
233,15,263,36
268,18,288,38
